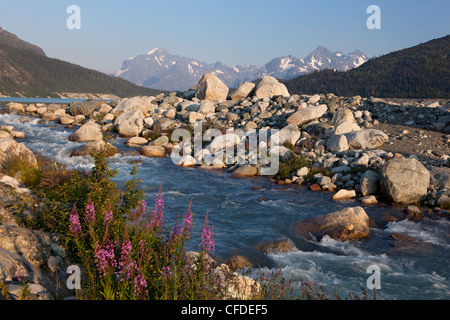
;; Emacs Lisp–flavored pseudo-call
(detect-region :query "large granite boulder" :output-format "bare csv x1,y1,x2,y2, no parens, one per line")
196,73,229,101
114,109,145,138
0,138,37,169
286,104,328,126
345,129,388,150
253,76,289,99
111,96,154,115
69,101,104,116
68,122,103,142
380,158,430,204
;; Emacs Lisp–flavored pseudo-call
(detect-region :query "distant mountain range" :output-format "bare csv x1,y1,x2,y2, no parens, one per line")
0,27,164,98
1,25,447,100
282,35,450,99
114,46,368,91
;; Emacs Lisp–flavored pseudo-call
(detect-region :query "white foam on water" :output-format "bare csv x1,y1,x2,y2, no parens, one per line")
384,219,450,248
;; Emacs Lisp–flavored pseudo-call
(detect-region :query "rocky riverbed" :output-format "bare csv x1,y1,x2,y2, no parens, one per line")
0,73,449,299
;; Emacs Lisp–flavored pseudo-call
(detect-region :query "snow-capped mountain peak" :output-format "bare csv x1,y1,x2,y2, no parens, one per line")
114,46,369,91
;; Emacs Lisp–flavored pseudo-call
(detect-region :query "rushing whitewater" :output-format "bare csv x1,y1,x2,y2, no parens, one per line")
1,113,449,300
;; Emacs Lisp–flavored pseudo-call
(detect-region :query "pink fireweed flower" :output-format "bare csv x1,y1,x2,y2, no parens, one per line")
160,266,172,276
84,200,95,224
69,205,82,237
181,200,193,237
94,241,116,278
134,274,147,297
169,220,181,240
104,209,113,226
118,238,137,281
151,187,164,227
132,199,147,221
200,212,215,256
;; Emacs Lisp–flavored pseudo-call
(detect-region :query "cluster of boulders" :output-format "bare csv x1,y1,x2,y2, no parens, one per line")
0,180,72,300
2,73,449,212
1,72,449,274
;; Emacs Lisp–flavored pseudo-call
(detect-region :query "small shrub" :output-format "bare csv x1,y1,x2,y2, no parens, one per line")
0,151,42,188
274,154,314,180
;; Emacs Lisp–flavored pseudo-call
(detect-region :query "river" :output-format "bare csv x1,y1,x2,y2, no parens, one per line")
0,109,448,300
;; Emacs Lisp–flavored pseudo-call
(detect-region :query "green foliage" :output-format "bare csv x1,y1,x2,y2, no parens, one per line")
283,35,450,99
274,154,314,180
0,152,43,188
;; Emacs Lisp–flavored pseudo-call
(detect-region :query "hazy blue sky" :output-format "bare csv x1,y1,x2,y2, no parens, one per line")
0,0,448,74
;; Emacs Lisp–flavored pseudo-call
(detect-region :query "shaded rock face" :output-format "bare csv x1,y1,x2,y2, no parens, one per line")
292,206,370,241
196,73,229,101
380,158,430,204
360,170,380,196
229,82,255,100
429,166,450,189
69,101,104,116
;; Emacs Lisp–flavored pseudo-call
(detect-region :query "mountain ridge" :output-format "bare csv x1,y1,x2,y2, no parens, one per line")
0,42,165,98
0,26,46,56
282,35,450,99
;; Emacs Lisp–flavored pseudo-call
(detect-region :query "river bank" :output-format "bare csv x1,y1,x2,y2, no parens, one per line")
0,75,449,299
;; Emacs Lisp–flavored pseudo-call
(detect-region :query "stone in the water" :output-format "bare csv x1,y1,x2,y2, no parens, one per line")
126,137,148,146
361,195,378,205
403,205,424,222
70,141,119,157
140,145,166,157
230,164,257,177
332,189,356,200
68,122,103,142
254,238,296,254
293,206,370,241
